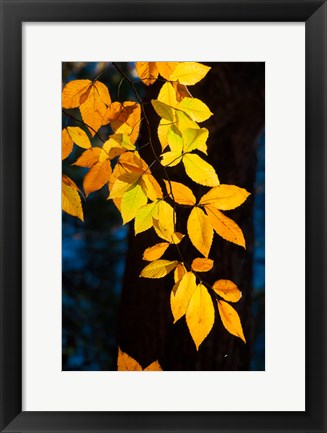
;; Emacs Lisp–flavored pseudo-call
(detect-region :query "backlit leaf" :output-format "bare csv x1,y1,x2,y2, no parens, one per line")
140,259,179,279
183,127,208,154
170,272,197,322
186,283,215,350
109,172,140,199
62,128,73,160
141,175,163,201
62,175,84,221
191,258,214,272
205,205,245,248
170,62,211,85
151,100,175,122
213,279,242,302
217,300,246,343
157,118,173,151
183,154,219,187
144,361,162,371
107,101,141,144
120,183,148,224
172,82,192,101
79,81,111,136
156,61,179,80
187,207,213,257
84,159,112,197
62,79,91,109
177,97,213,122
117,348,142,371
163,180,196,205
136,62,159,85
199,185,250,210
74,148,106,167
157,82,178,108
174,263,187,284
66,126,91,149
134,200,160,235
143,242,170,261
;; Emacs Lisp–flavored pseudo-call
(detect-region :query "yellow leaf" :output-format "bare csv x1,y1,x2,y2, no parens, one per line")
79,81,111,136
141,175,163,201
156,61,179,80
163,180,196,205
62,79,92,109
62,128,73,160
120,183,148,224
109,172,140,199
144,361,162,371
157,118,173,151
191,258,214,272
74,148,106,167
117,348,142,371
186,283,215,350
66,126,91,149
84,159,112,197
167,126,183,152
174,263,187,284
134,200,160,235
143,242,170,261
187,207,213,257
156,200,175,237
136,62,159,85
170,62,211,85
151,100,175,122
218,300,246,343
161,151,183,167
108,162,127,211
62,175,84,221
170,272,197,322
102,133,135,159
177,97,213,122
140,259,179,279
183,154,219,187
213,279,242,302
157,82,178,108
199,185,250,210
175,110,199,133
183,127,208,154
205,205,246,248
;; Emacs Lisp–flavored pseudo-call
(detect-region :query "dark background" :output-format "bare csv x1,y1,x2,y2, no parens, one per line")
62,62,265,371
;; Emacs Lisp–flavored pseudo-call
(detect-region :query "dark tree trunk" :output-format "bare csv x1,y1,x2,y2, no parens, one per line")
118,62,265,370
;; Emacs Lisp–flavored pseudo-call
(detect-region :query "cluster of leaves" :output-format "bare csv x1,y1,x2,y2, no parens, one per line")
62,61,250,364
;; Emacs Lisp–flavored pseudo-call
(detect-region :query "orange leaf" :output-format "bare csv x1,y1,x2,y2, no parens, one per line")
74,148,106,168
191,258,214,272
186,283,215,350
62,175,84,221
199,185,250,210
136,62,159,85
144,361,162,371
62,79,92,109
163,180,196,205
141,175,163,201
156,62,179,80
173,82,192,101
84,159,112,197
79,81,111,136
213,279,242,302
143,242,170,261
217,300,246,343
62,128,73,160
174,263,187,284
187,207,213,257
205,205,245,248
117,348,142,371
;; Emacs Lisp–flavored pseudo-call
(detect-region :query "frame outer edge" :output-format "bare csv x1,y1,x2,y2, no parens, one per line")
0,0,326,432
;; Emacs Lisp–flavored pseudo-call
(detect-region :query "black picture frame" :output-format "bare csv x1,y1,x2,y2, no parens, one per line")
0,1,326,432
